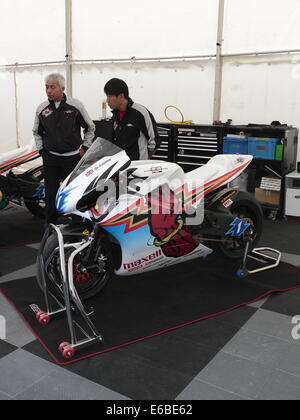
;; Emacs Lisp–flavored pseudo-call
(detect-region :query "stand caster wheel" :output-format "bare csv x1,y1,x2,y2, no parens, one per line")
62,347,75,359
236,268,245,278
36,312,50,326
59,342,70,353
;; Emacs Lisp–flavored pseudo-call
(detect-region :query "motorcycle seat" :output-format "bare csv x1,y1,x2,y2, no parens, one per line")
186,154,252,185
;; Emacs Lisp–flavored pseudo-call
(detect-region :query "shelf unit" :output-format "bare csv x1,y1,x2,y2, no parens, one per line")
93,119,298,217
156,123,298,217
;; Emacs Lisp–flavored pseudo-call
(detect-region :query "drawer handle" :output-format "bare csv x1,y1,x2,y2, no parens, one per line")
295,196,300,199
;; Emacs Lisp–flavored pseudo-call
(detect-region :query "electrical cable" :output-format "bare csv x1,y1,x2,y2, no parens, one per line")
164,105,193,125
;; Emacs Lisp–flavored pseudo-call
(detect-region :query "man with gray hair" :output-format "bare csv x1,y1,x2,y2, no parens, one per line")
33,73,95,224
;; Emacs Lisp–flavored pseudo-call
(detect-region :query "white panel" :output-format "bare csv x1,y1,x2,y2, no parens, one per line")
223,0,300,54
0,71,17,153
72,61,215,125
220,55,300,159
72,0,219,59
0,0,65,64
15,67,66,148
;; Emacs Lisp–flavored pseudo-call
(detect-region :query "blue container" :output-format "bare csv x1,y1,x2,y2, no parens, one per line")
248,137,278,160
223,136,248,155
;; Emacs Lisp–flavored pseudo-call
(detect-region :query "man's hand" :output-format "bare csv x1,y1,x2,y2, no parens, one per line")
79,148,87,157
148,149,156,159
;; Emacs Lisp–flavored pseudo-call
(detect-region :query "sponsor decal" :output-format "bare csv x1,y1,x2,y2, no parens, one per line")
223,198,233,208
123,250,163,271
226,218,250,237
221,191,237,204
144,167,164,174
93,158,112,172
86,169,94,177
42,108,54,118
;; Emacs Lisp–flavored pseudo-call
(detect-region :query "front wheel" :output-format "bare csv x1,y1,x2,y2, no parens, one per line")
36,227,114,301
218,192,263,260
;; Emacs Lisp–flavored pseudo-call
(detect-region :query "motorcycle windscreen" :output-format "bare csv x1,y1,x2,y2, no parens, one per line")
67,138,125,185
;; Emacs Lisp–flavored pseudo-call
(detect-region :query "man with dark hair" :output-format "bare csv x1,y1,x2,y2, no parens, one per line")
104,78,160,160
33,73,95,224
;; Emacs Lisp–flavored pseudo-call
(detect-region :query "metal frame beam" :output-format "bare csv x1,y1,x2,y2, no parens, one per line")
65,0,73,96
213,0,225,122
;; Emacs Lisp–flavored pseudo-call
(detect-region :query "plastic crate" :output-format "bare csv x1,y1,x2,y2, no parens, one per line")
275,144,283,161
248,137,278,160
223,136,248,155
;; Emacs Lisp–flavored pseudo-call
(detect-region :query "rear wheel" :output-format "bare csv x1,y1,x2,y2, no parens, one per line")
218,193,263,260
36,228,114,301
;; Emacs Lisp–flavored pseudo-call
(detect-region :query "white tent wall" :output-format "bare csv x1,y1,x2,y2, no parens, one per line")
222,0,300,54
72,60,216,124
221,55,300,132
15,67,67,149
71,0,219,123
0,0,65,64
72,0,219,59
1,0,300,163
221,0,300,161
0,0,65,152
0,71,18,152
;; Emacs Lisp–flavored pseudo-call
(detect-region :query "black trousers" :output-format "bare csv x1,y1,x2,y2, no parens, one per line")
42,151,81,223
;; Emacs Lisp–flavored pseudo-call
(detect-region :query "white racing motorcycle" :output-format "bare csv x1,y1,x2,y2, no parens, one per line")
36,137,264,358
0,140,45,218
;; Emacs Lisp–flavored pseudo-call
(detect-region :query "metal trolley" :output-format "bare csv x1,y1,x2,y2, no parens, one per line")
37,224,104,359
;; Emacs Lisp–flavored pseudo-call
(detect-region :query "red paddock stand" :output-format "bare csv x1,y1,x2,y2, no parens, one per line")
37,224,104,359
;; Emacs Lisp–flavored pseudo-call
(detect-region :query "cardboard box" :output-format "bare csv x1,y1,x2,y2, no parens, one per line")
255,188,280,205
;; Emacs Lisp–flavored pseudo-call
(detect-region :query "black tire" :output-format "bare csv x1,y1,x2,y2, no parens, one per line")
218,192,263,260
36,228,114,301
24,166,46,219
24,199,46,219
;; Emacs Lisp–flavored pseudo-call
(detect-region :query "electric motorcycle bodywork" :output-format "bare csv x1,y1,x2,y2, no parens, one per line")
0,141,45,218
38,138,263,301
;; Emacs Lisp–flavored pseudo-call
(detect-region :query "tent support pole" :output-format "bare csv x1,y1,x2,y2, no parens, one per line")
213,0,225,122
65,0,73,96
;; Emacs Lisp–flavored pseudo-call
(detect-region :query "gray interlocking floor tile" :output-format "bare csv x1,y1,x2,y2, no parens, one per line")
0,264,36,283
0,391,14,400
0,349,58,398
196,352,274,399
176,379,251,400
247,296,269,309
16,368,129,400
275,342,300,377
25,244,40,251
222,328,291,367
281,253,300,267
257,369,300,400
0,340,17,359
241,308,298,344
0,293,35,347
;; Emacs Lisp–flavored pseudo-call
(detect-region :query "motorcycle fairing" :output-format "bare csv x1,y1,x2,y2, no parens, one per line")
55,138,253,276
97,157,252,276
0,140,39,175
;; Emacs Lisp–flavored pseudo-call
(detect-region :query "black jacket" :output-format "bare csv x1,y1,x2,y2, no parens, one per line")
33,94,95,154
111,99,160,160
